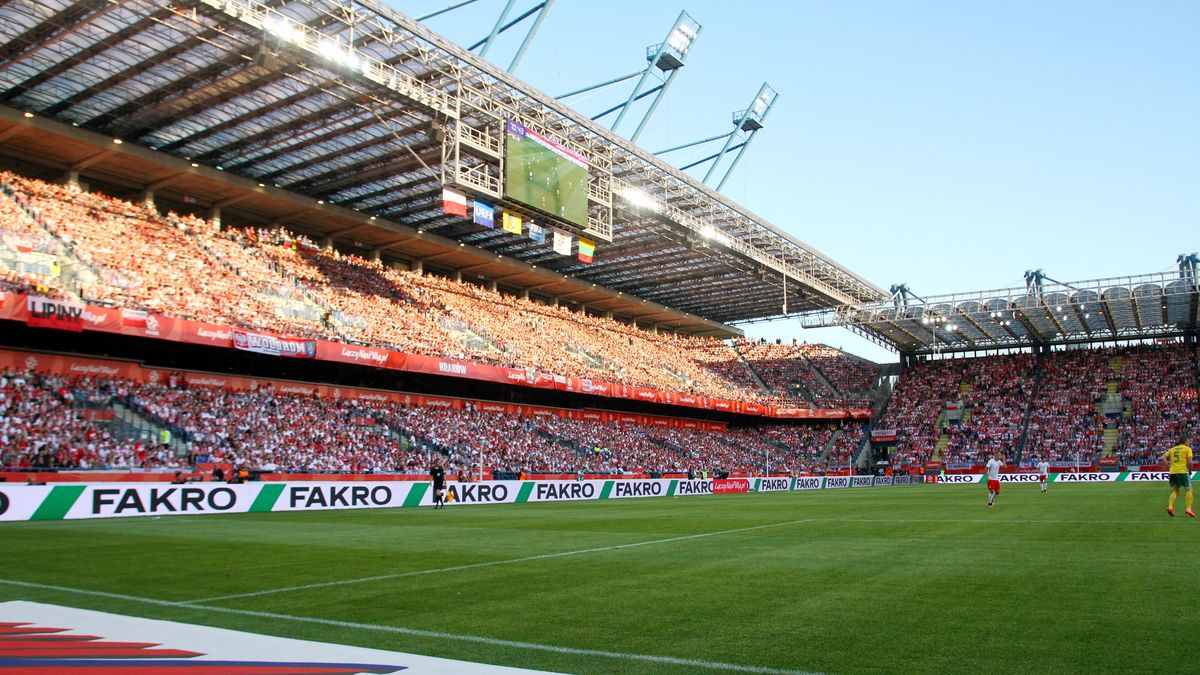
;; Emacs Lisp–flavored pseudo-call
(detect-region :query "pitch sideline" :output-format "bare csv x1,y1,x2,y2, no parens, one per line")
0,577,819,675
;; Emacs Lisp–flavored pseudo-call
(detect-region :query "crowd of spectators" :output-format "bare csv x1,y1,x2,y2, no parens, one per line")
825,422,868,464
0,171,878,404
0,363,858,476
876,359,962,465
1116,343,1199,465
0,369,178,470
941,354,1035,463
1022,349,1107,463
796,343,877,407
725,338,878,407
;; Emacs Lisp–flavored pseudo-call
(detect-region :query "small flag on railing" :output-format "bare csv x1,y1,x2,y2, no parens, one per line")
577,237,596,264
473,199,494,228
441,187,468,216
528,221,546,243
553,230,572,256
502,212,523,235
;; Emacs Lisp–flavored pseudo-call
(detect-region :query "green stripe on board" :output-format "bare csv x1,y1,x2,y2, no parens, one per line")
516,482,535,503
1116,471,1130,482
599,481,614,500
666,480,677,497
404,483,429,507
753,478,761,492
249,484,284,512
30,485,86,521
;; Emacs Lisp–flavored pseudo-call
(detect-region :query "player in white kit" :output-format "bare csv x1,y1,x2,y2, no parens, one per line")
985,453,1004,507
1036,459,1050,493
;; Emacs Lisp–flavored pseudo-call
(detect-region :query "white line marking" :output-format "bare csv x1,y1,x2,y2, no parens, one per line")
186,517,824,604
0,578,819,675
833,518,1162,524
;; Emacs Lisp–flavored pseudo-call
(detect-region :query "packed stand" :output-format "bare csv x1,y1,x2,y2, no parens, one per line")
1116,343,1200,465
0,369,175,470
1022,349,1107,463
0,171,884,407
825,422,868,465
877,359,963,465
941,354,1035,463
796,343,878,407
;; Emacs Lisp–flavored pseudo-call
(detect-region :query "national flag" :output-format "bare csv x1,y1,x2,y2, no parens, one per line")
121,308,149,328
577,237,596,264
473,199,494,228
528,221,546,243
553,230,572,256
441,187,468,216
502,212,522,235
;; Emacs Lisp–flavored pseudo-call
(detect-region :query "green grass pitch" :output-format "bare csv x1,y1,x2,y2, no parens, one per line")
2,483,1195,674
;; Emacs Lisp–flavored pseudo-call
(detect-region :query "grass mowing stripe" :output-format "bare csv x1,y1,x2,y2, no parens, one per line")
0,578,820,675
184,516,825,604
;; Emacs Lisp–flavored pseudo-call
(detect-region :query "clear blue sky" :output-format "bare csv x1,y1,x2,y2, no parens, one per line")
399,0,1199,362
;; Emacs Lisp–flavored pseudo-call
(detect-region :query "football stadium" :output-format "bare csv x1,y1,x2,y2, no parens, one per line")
0,1,1196,673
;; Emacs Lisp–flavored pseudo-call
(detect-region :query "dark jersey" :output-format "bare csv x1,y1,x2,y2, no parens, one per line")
430,466,446,489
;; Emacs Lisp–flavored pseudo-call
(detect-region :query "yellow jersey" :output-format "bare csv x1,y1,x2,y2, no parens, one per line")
1163,444,1193,475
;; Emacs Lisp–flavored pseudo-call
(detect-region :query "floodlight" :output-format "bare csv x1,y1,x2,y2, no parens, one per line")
666,23,698,56
620,186,660,212
262,15,300,43
700,225,731,246
23,111,33,118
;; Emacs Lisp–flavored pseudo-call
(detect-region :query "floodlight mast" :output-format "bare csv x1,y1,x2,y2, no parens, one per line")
656,83,777,192
710,83,777,190
605,11,701,140
434,0,555,73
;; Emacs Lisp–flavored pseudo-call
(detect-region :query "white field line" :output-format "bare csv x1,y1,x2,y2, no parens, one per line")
185,517,825,604
0,578,819,675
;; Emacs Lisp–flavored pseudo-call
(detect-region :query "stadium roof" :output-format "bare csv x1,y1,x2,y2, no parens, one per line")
801,270,1200,355
0,0,887,333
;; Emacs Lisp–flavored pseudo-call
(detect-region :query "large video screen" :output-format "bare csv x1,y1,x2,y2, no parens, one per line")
504,120,589,228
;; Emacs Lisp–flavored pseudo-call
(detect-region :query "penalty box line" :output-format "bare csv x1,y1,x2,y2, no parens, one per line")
185,517,826,605
0,577,820,675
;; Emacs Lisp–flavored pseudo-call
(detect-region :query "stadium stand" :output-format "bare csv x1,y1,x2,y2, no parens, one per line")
1115,343,1200,465
5,173,1199,477
0,369,179,471
1022,349,1108,463
727,338,877,407
0,171,873,405
0,364,845,476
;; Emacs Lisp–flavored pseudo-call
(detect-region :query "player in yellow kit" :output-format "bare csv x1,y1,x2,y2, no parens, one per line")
1162,435,1194,518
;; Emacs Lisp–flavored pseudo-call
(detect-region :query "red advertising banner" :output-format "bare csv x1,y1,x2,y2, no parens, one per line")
713,478,750,494
3,291,859,420
315,341,393,368
26,295,84,332
773,407,849,419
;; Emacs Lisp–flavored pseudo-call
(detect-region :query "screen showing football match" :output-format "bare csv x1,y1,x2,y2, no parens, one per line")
504,120,589,228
